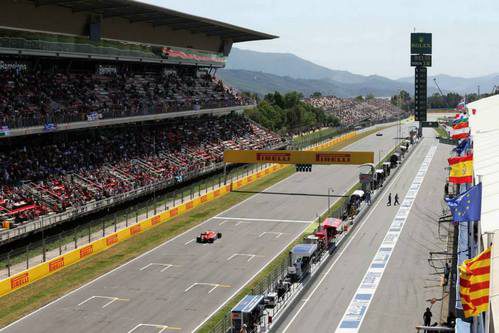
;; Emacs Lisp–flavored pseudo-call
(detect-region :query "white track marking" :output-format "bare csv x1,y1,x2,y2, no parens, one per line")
127,323,181,333
335,145,437,332
213,216,312,224
258,231,288,239
184,239,195,245
280,141,427,333
227,253,264,262
77,295,129,308
184,282,231,294
139,263,178,272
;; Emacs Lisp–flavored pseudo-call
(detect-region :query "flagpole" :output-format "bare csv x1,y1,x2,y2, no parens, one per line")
485,231,494,333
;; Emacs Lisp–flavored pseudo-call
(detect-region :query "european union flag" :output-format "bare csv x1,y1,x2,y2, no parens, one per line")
445,183,482,222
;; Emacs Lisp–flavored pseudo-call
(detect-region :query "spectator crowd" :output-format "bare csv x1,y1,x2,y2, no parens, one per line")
305,96,408,127
0,65,248,128
0,114,284,225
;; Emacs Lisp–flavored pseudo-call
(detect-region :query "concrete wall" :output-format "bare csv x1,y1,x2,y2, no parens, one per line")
1,0,222,52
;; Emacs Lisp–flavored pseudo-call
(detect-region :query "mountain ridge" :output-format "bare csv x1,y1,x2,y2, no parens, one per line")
222,48,498,96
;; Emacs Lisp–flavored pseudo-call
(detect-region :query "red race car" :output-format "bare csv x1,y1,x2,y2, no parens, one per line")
197,230,222,243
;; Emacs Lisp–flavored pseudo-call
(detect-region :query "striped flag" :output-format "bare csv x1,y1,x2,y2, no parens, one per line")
459,247,491,318
448,154,473,184
451,127,470,140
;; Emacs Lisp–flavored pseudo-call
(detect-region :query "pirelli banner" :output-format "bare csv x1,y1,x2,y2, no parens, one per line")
224,150,374,165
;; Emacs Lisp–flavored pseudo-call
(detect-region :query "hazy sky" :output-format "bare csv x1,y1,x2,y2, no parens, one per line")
142,0,499,79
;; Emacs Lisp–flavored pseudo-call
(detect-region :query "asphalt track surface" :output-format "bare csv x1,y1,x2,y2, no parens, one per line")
277,128,451,333
1,123,413,333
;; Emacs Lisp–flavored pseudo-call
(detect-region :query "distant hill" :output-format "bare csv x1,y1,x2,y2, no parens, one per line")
224,48,497,97
226,48,367,84
397,73,499,95
223,48,437,97
217,69,415,98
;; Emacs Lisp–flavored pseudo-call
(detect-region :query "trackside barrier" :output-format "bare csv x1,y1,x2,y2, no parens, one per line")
0,131,358,298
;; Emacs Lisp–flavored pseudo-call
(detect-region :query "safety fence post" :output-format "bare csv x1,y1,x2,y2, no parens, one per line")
7,251,11,277
125,211,129,228
25,244,30,270
42,236,46,262
114,214,117,232
59,233,63,255
102,218,105,237
73,227,77,248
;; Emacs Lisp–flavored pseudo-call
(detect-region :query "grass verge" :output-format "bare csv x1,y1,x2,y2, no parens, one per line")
0,125,389,328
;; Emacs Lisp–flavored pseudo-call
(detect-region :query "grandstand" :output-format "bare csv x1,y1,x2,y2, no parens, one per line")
0,0,282,235
305,96,409,127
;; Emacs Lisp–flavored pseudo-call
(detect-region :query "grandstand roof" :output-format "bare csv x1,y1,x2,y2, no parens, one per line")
31,0,278,43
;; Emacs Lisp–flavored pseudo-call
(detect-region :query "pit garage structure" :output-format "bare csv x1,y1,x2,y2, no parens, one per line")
466,94,499,333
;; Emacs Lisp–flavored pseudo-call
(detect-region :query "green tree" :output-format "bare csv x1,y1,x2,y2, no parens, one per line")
310,91,322,98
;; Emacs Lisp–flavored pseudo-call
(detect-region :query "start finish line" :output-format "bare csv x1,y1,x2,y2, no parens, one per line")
223,150,374,165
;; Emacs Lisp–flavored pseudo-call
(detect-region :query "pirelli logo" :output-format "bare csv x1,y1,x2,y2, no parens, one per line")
49,257,65,272
170,208,178,217
256,152,291,163
11,272,29,289
151,215,161,225
130,224,141,235
200,195,207,203
186,201,194,210
80,245,93,258
315,152,351,163
106,234,118,246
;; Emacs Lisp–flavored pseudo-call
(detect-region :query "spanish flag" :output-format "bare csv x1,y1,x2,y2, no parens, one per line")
448,154,473,184
459,247,491,318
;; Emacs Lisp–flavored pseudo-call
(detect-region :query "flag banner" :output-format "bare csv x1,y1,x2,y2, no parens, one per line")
453,114,469,125
453,121,469,130
459,247,491,318
453,138,471,156
445,183,481,222
448,154,473,183
451,127,470,140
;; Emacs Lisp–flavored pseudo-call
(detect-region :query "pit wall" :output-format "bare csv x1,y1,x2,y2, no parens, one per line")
0,131,357,297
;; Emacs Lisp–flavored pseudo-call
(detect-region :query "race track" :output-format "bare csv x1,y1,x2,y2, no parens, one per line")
1,123,413,333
